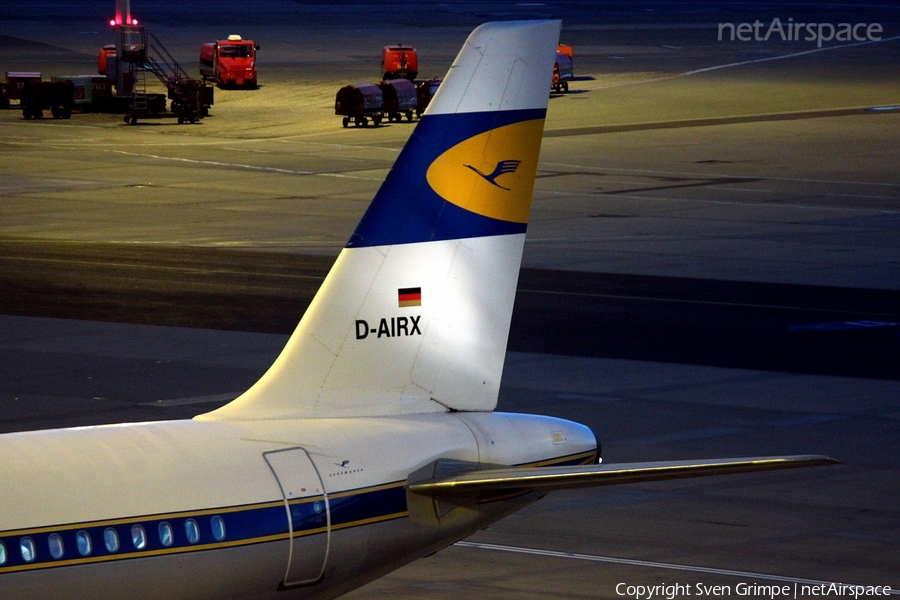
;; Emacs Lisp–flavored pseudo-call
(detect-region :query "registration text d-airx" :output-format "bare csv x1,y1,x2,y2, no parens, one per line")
355,316,422,339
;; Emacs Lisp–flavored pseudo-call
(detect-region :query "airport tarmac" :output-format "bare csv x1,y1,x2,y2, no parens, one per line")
1,2,899,598
1,314,897,598
2,3,900,288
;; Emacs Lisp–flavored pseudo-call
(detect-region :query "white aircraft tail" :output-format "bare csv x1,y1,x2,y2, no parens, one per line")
199,20,561,420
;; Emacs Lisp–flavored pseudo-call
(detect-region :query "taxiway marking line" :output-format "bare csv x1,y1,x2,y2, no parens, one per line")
517,288,898,319
0,255,322,280
540,162,900,190
110,150,383,181
532,189,900,216
455,541,899,594
682,34,900,77
572,34,900,92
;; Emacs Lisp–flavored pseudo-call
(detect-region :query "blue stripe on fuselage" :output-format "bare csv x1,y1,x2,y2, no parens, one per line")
0,481,407,574
345,108,546,248
0,450,594,574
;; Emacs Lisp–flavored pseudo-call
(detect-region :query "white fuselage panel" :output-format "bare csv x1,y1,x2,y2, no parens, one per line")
0,412,596,599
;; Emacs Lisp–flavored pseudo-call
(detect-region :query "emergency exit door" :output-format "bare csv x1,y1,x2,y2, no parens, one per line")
263,447,330,586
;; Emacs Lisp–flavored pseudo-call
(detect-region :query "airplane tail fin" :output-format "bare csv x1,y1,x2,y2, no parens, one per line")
199,20,560,421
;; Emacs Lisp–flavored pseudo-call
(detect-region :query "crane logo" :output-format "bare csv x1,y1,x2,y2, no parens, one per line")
425,117,544,224
463,160,522,190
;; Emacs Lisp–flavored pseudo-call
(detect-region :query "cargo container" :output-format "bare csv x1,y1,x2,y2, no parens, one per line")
335,83,383,127
415,77,441,117
91,74,113,99
199,35,259,88
552,51,573,93
378,78,417,122
2,72,42,108
21,80,75,119
51,76,93,109
381,45,418,80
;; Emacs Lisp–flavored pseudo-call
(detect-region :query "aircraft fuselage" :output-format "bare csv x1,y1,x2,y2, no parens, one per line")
0,412,597,599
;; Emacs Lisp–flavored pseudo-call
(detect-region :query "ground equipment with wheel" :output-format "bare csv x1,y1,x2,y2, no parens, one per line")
335,83,384,127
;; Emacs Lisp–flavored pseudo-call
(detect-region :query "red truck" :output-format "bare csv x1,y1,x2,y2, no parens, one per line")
199,35,259,88
381,45,418,80
552,44,574,93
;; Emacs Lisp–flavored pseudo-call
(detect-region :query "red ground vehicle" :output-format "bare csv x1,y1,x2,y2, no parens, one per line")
381,45,418,80
333,43,437,127
97,44,116,75
199,35,259,88
552,44,574,93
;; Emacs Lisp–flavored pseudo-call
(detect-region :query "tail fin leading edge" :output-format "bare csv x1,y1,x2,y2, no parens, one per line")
200,20,561,421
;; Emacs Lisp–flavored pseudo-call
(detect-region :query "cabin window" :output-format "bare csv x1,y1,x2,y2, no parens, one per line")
185,519,200,544
0,540,7,565
158,522,174,547
20,537,36,562
104,528,119,553
211,516,226,541
131,525,147,550
48,533,64,559
76,531,92,556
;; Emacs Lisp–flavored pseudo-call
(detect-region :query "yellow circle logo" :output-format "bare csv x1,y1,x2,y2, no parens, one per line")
425,119,545,224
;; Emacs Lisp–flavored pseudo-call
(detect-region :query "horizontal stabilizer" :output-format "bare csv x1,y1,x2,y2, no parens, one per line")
408,455,838,497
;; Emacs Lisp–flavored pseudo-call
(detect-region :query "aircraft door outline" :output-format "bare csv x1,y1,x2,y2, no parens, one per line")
263,447,330,587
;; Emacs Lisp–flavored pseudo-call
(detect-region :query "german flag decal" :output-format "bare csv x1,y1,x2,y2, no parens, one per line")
398,287,422,307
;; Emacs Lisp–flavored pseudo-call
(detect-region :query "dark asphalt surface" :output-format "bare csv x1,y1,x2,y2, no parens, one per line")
2,239,898,380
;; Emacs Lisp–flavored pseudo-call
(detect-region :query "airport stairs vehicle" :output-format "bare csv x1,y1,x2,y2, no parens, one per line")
119,25,211,124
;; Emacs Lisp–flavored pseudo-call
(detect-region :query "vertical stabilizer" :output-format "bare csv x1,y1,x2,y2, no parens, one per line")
199,20,561,421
